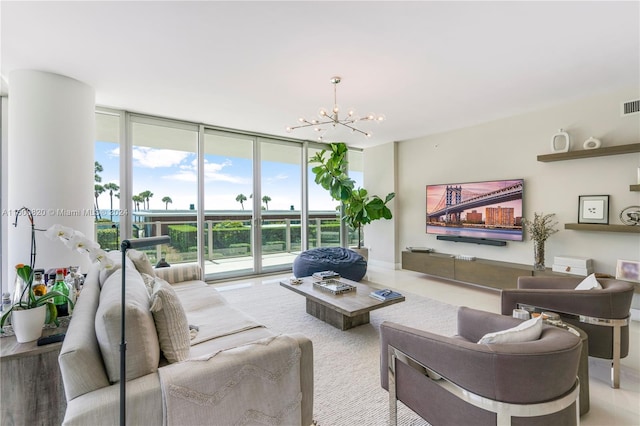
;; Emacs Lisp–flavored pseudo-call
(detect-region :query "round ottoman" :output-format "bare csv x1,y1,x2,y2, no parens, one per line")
293,247,367,282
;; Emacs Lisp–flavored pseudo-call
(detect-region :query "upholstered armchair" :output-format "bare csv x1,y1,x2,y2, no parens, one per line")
380,307,582,426
501,276,634,388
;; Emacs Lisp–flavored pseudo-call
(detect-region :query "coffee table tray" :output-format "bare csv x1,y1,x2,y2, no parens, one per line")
313,279,356,295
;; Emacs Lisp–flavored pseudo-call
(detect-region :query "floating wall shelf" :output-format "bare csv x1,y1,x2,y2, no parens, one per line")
631,185,640,192
537,143,640,162
564,223,640,233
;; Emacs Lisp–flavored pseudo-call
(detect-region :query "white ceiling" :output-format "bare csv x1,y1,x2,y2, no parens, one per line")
1,1,639,148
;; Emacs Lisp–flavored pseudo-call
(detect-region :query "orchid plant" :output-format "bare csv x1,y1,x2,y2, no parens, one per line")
1,208,114,331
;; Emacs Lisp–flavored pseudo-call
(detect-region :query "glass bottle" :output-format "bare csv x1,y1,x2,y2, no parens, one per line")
1,292,12,325
52,268,70,317
31,269,47,297
12,264,29,305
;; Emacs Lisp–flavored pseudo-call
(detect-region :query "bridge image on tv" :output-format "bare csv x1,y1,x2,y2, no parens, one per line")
426,179,523,241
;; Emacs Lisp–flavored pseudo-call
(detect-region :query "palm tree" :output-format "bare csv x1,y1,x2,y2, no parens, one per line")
262,195,271,210
132,195,144,211
94,184,105,219
139,190,153,210
103,182,120,221
162,196,173,210
94,161,103,183
235,193,247,210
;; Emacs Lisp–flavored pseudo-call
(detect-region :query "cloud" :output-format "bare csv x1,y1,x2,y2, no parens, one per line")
265,173,288,184
132,147,191,168
108,147,120,157
163,158,250,184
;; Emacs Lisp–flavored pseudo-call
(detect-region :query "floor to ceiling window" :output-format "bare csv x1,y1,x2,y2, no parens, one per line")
259,138,302,273
93,110,360,280
94,109,122,251
130,115,198,266
202,129,254,279
307,146,342,248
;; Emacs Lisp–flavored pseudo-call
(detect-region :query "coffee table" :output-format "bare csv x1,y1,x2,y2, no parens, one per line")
279,277,405,330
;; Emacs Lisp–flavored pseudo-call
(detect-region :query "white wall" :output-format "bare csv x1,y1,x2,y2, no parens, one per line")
387,88,639,275
363,142,397,268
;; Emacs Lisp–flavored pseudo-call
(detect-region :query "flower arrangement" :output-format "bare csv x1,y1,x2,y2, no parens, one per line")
45,224,114,269
522,212,559,243
522,212,558,270
1,208,114,331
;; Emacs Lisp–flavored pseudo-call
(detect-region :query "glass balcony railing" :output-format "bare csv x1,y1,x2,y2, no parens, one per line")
94,213,354,270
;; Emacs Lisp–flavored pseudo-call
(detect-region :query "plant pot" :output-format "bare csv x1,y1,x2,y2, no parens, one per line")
351,247,369,261
11,305,46,343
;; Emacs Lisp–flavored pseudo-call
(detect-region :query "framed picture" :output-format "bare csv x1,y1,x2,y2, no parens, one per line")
616,259,640,283
578,195,609,224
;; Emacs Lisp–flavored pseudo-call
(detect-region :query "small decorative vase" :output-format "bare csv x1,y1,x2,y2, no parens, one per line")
533,240,546,271
11,304,46,343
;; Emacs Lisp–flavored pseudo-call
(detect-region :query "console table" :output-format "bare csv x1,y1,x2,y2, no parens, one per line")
402,251,563,290
0,323,68,425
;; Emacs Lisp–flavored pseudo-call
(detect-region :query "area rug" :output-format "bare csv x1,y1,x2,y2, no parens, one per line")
219,278,459,426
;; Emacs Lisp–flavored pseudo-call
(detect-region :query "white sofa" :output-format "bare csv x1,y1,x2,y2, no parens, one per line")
58,255,313,425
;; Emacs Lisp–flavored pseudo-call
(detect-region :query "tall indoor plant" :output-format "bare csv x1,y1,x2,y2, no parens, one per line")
309,142,395,249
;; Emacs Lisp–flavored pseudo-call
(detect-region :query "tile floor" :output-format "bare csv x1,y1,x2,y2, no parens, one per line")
215,265,640,426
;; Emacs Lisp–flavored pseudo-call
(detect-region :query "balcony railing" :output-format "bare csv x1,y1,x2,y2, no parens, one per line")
95,213,358,267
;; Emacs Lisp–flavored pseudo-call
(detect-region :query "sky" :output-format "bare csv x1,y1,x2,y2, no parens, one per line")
94,141,351,214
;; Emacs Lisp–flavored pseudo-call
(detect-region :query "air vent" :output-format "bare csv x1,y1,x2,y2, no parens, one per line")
621,99,640,116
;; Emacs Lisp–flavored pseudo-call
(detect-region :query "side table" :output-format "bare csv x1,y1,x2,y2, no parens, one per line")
0,321,68,425
563,324,590,416
517,305,590,415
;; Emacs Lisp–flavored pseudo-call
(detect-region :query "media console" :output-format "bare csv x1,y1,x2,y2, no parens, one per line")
402,251,555,290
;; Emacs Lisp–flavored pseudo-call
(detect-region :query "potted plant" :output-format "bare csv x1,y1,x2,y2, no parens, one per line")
1,263,74,342
1,208,113,342
309,142,395,254
522,212,559,270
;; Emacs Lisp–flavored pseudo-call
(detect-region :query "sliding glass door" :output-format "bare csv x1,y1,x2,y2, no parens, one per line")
203,130,254,279
259,139,302,273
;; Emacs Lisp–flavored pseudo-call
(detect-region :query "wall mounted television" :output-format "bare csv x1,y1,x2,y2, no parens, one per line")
426,178,524,242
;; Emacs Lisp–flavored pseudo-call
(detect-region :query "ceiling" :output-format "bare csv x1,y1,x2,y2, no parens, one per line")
1,1,639,148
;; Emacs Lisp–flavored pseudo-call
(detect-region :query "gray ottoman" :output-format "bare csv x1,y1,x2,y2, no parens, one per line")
293,247,367,281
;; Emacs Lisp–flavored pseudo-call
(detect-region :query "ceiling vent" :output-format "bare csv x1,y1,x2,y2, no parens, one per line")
621,99,640,116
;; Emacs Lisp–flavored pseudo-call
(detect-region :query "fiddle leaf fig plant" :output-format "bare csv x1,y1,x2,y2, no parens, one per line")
309,142,395,249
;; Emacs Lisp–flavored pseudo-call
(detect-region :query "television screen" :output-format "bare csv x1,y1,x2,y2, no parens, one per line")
426,178,524,241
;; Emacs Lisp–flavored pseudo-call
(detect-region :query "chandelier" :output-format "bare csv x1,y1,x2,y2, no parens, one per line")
286,76,384,141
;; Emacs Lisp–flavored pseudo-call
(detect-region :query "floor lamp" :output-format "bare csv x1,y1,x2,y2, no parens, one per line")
120,236,171,426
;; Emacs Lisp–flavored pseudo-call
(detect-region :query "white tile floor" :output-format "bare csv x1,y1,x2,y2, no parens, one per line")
215,265,640,426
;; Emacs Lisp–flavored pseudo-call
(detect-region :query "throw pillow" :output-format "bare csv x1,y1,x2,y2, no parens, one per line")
98,250,136,287
154,264,203,284
95,268,160,383
575,273,603,290
150,277,191,363
127,249,156,277
477,316,543,345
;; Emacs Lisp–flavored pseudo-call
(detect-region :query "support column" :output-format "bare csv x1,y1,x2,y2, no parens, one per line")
7,70,95,292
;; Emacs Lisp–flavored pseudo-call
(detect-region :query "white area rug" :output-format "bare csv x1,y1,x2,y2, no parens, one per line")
219,279,459,426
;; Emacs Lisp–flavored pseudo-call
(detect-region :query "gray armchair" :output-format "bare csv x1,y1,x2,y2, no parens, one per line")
501,276,634,388
380,306,582,426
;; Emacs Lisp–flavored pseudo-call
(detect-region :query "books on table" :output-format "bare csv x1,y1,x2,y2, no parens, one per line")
369,288,403,301
312,270,340,280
